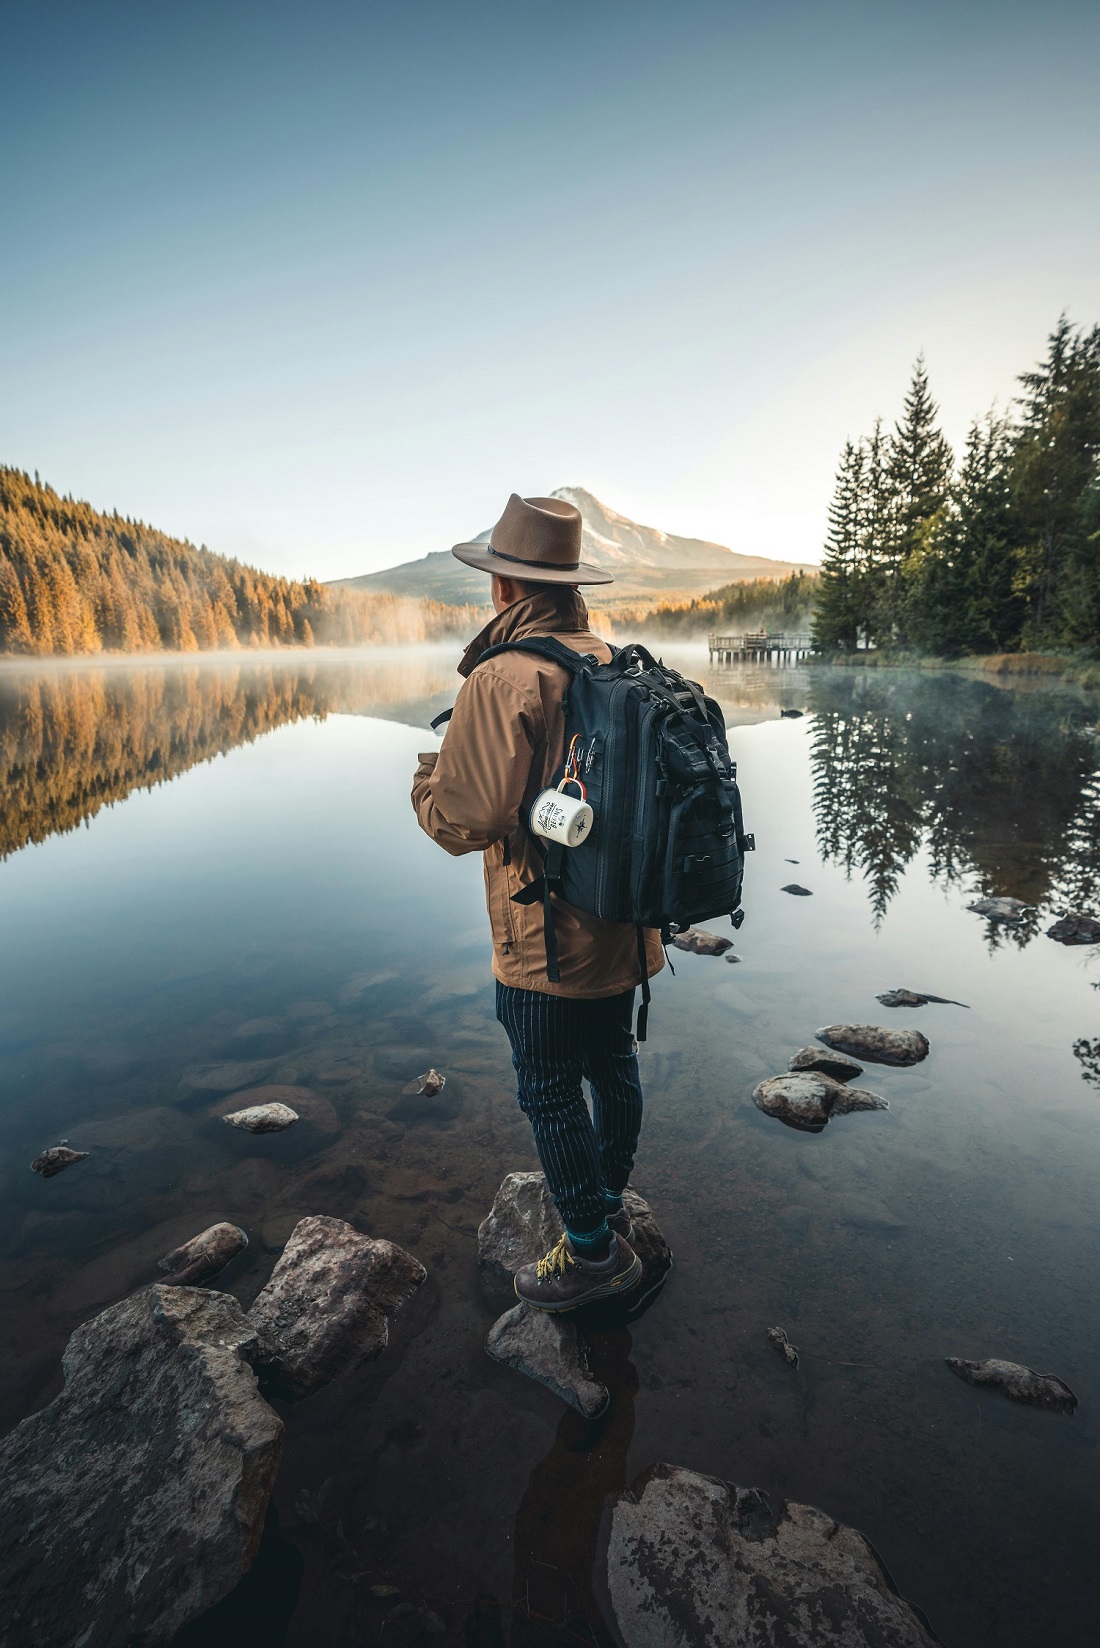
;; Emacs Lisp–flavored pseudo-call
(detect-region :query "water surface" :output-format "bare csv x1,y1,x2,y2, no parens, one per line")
1,647,1099,1647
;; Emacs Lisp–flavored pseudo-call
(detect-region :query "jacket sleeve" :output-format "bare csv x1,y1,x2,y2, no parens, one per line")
411,670,540,856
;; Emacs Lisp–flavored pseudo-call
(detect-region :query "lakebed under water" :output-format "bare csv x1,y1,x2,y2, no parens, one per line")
1,645,1099,1647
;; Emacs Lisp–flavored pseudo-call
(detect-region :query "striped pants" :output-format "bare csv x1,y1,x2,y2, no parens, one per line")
495,983,644,1237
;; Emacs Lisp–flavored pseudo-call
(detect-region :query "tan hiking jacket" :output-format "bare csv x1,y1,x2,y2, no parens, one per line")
411,589,665,998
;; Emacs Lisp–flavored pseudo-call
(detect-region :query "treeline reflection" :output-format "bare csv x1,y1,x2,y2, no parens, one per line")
807,669,1100,935
0,653,457,860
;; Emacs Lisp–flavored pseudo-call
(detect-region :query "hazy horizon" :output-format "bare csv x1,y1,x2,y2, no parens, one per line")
3,0,1098,582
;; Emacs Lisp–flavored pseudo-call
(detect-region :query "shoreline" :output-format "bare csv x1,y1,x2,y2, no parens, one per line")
810,649,1100,694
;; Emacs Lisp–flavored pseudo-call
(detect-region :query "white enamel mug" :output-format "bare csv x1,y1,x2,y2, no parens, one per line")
530,787,594,848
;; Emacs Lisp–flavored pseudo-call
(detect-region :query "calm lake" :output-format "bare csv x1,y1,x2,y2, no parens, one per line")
1,646,1099,1647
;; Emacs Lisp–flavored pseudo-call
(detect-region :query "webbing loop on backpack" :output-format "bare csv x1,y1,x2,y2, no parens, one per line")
635,923,651,1042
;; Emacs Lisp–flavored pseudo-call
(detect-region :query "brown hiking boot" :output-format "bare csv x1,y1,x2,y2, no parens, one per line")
514,1232,642,1313
607,1204,634,1241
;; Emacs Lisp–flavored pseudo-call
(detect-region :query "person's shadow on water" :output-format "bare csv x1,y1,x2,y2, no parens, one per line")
508,1322,642,1648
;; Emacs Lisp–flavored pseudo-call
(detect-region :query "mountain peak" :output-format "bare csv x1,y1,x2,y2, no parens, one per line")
332,489,813,604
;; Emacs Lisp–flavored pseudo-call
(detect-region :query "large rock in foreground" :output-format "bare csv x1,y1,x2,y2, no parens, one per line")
249,1215,426,1399
607,1464,937,1648
816,1024,929,1066
753,1072,887,1133
486,1304,608,1418
0,1285,283,1648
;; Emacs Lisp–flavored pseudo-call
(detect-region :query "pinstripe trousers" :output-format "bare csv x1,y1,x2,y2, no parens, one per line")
495,983,644,1237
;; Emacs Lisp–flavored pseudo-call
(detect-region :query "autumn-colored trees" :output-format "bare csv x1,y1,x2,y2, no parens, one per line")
0,469,483,654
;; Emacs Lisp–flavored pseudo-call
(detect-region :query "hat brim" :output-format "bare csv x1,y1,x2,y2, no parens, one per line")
451,543,614,586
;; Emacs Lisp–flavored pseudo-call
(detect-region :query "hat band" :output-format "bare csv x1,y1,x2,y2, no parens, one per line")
487,544,581,572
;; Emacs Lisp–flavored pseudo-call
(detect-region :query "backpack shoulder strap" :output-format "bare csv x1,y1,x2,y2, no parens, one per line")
472,636,599,673
430,638,597,730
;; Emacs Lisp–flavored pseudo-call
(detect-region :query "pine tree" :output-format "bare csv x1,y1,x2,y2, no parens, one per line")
881,356,952,645
906,412,1022,655
813,441,864,651
1011,316,1100,647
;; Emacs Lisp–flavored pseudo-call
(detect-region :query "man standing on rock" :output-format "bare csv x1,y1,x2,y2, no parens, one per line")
412,494,663,1310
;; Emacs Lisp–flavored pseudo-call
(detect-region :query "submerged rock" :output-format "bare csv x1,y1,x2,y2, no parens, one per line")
781,883,813,896
249,1215,425,1399
753,1072,886,1132
968,896,1031,923
417,1068,446,1096
0,1285,283,1648
670,927,732,956
178,1059,275,1098
485,1304,608,1418
877,988,968,1008
222,1102,299,1133
817,1023,929,1066
1046,912,1100,946
767,1326,799,1366
607,1464,937,1648
788,1045,864,1082
159,1221,249,1285
945,1356,1077,1415
30,1146,88,1178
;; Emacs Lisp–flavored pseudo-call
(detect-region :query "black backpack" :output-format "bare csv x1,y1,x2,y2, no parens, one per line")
437,638,754,1038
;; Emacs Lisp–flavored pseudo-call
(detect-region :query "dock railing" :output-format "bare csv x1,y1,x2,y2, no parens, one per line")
708,632,815,664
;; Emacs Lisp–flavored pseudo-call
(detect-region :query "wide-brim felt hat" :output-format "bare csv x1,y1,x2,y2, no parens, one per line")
452,493,614,585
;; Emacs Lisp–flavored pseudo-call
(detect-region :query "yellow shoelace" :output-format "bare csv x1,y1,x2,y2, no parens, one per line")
536,1234,577,1279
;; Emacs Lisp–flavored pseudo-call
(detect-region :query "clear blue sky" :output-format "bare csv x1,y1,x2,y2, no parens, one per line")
2,0,1097,577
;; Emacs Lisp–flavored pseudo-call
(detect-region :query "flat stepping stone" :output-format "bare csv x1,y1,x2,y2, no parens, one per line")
159,1221,248,1285
221,1103,299,1134
30,1146,88,1178
781,884,813,896
1046,912,1100,946
753,1072,886,1132
946,1356,1076,1415
876,989,968,1008
816,1024,929,1066
788,1046,863,1082
670,928,732,956
967,896,1031,923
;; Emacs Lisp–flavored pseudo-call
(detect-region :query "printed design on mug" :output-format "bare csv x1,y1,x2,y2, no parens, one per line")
531,735,595,848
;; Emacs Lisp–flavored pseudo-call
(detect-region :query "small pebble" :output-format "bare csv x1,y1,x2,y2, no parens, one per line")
767,1326,799,1366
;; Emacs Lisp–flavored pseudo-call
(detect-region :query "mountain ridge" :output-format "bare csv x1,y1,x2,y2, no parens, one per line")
332,487,814,604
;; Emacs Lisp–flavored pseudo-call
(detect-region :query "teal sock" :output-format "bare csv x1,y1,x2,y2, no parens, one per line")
567,1219,612,1254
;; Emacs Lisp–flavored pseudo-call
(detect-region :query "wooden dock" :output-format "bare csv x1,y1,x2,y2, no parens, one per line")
708,631,814,664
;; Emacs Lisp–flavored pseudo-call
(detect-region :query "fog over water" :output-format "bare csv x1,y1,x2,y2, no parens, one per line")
1,646,1098,1647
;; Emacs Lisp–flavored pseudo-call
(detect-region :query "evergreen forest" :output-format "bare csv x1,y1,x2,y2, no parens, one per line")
611,571,817,638
813,317,1100,657
0,468,482,655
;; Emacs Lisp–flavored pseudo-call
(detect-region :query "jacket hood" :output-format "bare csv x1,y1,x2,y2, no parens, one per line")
458,587,591,677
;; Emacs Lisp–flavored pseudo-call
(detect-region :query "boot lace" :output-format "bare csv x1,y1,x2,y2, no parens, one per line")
536,1234,577,1279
